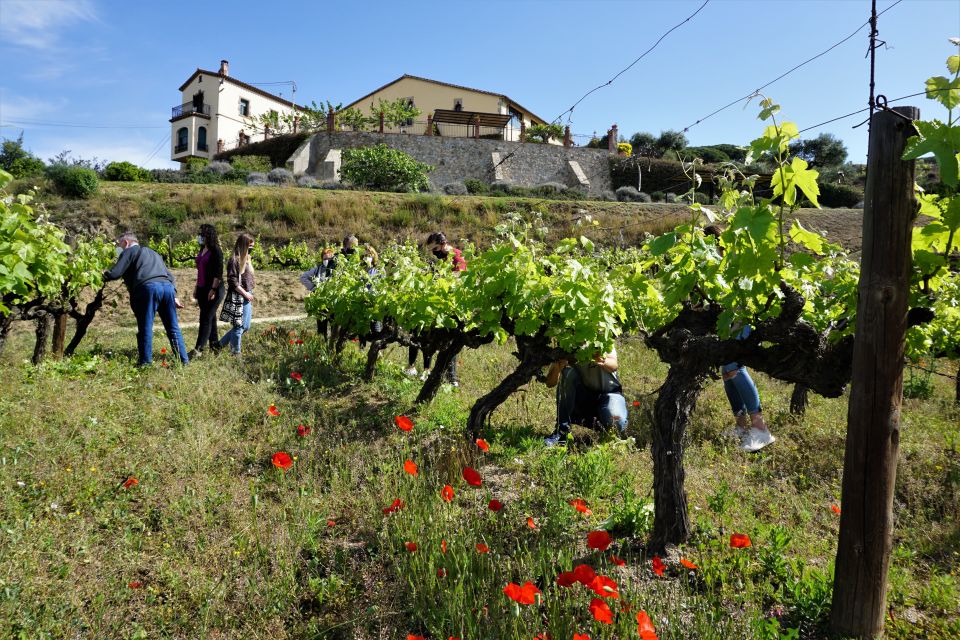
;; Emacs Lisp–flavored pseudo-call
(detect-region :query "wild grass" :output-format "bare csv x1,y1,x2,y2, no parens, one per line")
0,317,956,639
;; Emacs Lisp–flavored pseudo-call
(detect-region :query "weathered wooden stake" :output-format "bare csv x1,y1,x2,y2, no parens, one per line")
830,105,918,639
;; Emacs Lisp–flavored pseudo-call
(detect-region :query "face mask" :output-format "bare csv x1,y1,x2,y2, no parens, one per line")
433,249,448,260
114,246,123,258
197,235,205,246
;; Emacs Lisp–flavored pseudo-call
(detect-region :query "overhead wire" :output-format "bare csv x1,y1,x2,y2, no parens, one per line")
0,118,167,129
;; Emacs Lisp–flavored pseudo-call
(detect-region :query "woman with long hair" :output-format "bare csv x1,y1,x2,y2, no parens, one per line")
218,233,256,355
190,223,224,357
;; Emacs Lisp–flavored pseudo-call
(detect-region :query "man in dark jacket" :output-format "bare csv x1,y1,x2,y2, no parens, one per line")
104,232,189,366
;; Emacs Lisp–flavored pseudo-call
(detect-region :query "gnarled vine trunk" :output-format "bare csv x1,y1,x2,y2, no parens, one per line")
32,313,51,365
790,384,810,416
64,288,106,357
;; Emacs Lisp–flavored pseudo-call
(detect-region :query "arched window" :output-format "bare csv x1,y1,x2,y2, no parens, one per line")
197,126,208,151
176,127,189,153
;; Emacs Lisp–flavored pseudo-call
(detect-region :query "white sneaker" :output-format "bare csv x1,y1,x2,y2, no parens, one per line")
740,427,776,453
419,369,431,381
724,425,748,440
403,367,418,377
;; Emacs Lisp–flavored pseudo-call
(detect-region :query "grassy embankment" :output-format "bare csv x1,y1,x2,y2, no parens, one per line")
0,314,957,638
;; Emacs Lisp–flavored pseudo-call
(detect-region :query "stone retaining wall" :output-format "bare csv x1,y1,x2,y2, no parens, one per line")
287,131,613,195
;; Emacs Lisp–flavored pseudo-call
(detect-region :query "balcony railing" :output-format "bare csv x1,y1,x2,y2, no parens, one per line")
171,102,211,119
174,142,188,153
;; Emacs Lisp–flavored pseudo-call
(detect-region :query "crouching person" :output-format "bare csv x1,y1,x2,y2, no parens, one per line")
104,231,189,366
543,348,627,446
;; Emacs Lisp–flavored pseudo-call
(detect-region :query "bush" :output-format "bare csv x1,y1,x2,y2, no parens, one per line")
443,181,468,196
617,142,632,156
340,144,432,192
204,161,233,175
47,165,99,198
230,155,273,173
297,175,319,188
464,179,489,195
665,192,677,203
490,180,513,193
267,168,295,185
103,161,150,182
184,157,209,172
149,169,187,183
534,182,567,196
319,181,351,190
615,186,643,202
600,190,616,202
818,182,864,208
636,191,652,203
650,190,664,202
246,172,269,186
1,136,45,178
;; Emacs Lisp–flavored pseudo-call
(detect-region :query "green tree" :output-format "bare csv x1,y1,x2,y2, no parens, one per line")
788,133,848,168
340,144,432,192
372,98,423,129
0,135,45,178
655,129,688,156
525,123,564,144
629,132,658,157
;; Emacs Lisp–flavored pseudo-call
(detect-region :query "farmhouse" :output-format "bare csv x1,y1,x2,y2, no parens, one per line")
342,74,553,143
170,60,300,164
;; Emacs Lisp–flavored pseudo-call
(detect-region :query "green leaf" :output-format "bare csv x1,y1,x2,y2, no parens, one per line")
648,232,677,256
902,120,960,188
790,220,826,254
948,55,960,75
925,75,960,110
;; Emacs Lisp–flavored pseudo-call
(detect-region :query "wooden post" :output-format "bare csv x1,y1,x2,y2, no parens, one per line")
520,120,526,142
378,111,385,133
51,312,68,359
473,114,480,139
425,114,433,136
563,126,571,147
327,107,335,133
830,105,918,639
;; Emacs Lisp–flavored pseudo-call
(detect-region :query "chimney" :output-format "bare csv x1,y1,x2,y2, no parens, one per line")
219,60,229,76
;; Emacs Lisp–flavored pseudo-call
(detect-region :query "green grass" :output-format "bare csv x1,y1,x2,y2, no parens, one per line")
0,322,957,639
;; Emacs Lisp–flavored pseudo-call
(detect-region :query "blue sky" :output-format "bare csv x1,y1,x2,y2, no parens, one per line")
1,0,957,168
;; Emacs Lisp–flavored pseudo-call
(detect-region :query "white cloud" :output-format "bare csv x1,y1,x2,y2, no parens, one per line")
32,136,176,169
0,91,69,122
0,0,97,50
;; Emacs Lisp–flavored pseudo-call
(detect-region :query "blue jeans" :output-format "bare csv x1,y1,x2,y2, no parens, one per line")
556,367,628,436
220,300,252,354
722,325,761,414
130,280,189,366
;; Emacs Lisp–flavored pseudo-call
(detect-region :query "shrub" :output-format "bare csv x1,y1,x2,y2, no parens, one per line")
1,136,45,178
525,123,564,144
650,190,664,202
818,182,864,208
616,186,643,202
636,191,652,203
47,165,99,198
688,192,710,205
600,190,616,201
534,182,567,195
319,181,350,190
149,169,187,183
464,179,488,195
297,175,319,188
665,192,677,203
617,142,632,156
443,181,468,196
340,144,432,192
490,180,513,193
230,155,272,173
204,161,233,175
184,157,209,172
246,172,269,186
103,161,150,182
267,168,295,185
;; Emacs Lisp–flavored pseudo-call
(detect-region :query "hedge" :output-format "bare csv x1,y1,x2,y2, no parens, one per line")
213,132,311,168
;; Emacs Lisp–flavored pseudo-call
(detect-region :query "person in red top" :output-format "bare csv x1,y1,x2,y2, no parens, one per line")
404,232,466,385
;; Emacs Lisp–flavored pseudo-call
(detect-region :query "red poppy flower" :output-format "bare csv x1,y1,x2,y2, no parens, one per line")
556,571,577,587
383,499,405,514
394,415,414,432
588,574,620,599
475,543,490,553
295,339,304,345
609,554,626,566
267,405,281,416
441,484,455,502
637,610,658,640
680,558,698,570
128,580,143,589
569,498,593,515
405,541,418,552
290,372,303,382
831,504,841,515
586,530,613,551
589,598,614,624
122,476,138,489
573,564,596,585
730,533,752,549
488,499,503,512
441,539,447,554
462,466,482,487
403,459,419,476
326,519,336,527
437,567,447,577
651,555,665,577
160,361,169,368
476,438,490,452
160,347,166,355
271,451,293,470
296,424,311,437
503,581,541,605
406,635,425,640
573,635,591,640
632,400,640,407
527,516,537,530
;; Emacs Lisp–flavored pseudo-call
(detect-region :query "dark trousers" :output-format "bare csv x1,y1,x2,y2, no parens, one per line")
195,286,224,352
130,280,188,366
